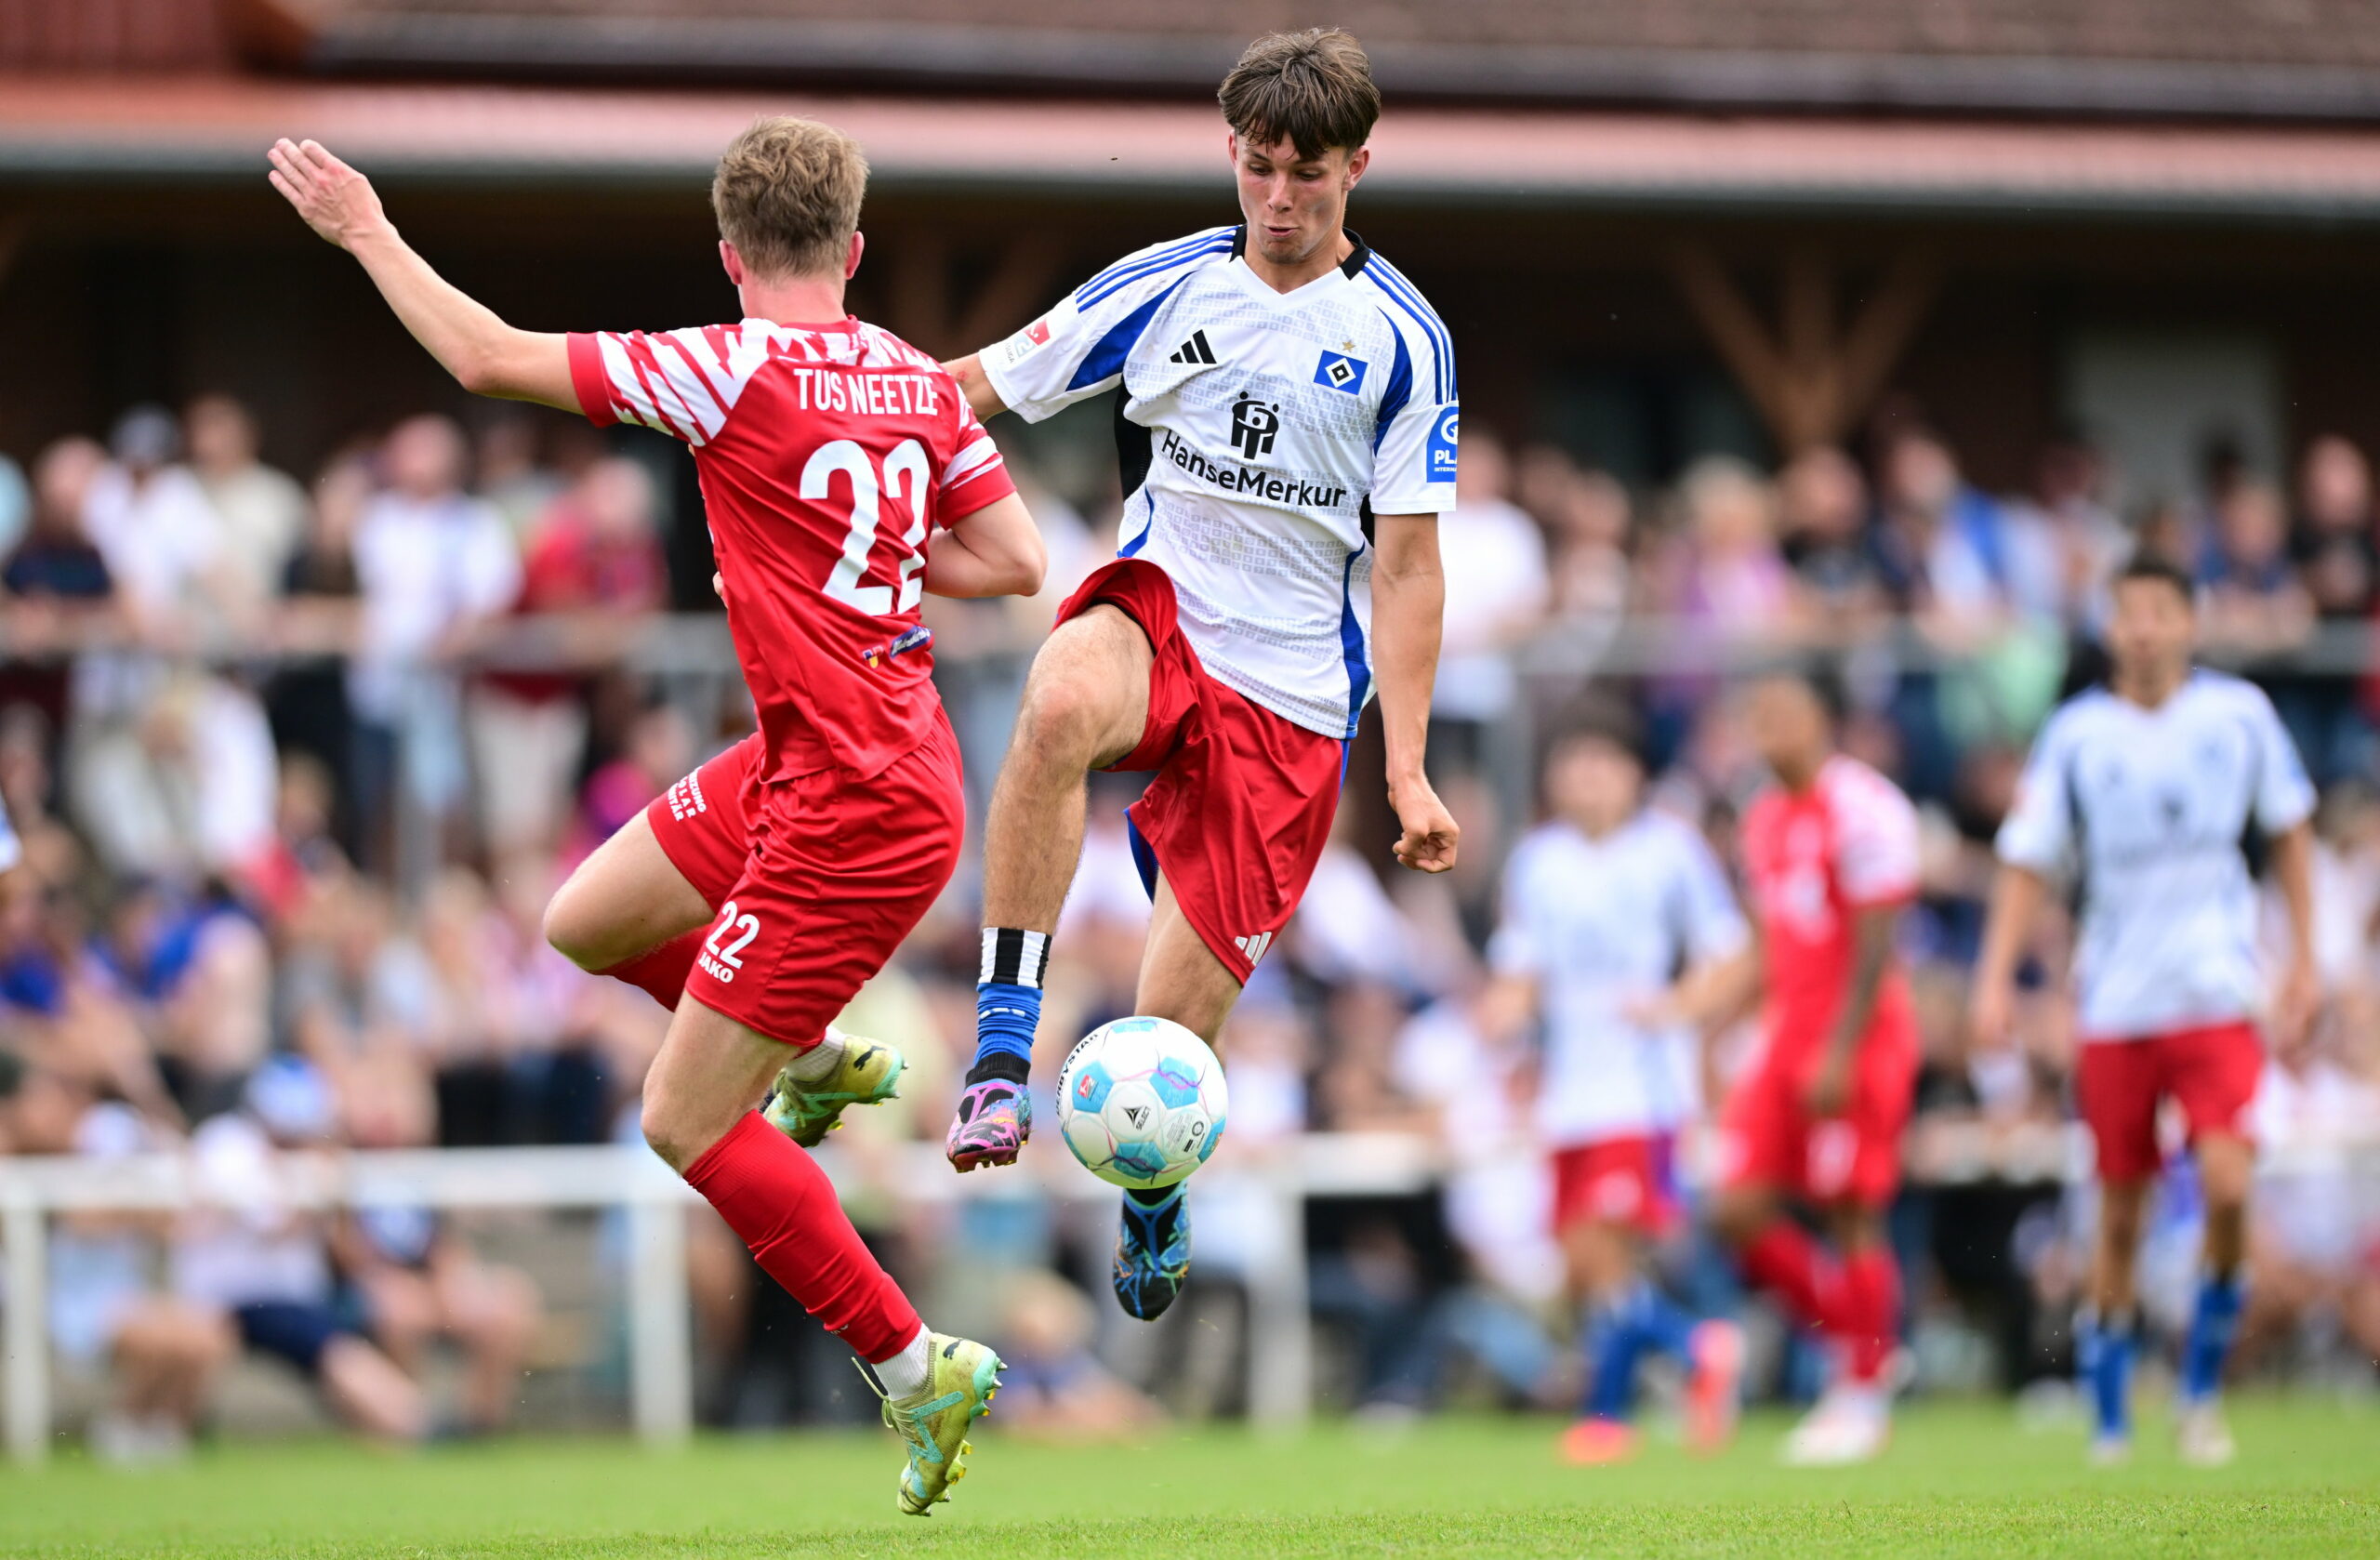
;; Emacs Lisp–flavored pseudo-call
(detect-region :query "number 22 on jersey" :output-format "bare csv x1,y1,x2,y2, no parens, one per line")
804,437,929,616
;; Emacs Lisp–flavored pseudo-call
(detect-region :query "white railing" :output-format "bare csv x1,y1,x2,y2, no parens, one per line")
0,1134,1438,1465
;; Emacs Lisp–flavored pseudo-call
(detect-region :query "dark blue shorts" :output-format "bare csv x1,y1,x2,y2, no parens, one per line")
232,1300,356,1377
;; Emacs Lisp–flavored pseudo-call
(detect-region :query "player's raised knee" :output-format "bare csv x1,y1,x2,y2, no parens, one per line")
1015,661,1128,765
541,873,611,971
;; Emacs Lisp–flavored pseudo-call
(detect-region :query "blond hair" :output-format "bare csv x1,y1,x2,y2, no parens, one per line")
710,116,869,281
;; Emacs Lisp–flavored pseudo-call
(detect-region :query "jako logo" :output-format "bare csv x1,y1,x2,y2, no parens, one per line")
1426,405,1460,480
1229,393,1281,459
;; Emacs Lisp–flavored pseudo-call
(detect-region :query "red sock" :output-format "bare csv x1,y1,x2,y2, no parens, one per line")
1739,1220,1842,1335
1835,1246,1901,1383
681,1113,921,1362
599,931,705,1011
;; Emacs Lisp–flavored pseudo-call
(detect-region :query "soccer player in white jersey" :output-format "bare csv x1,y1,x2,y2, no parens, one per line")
1481,703,1753,1465
940,28,1461,1320
1972,553,2319,1467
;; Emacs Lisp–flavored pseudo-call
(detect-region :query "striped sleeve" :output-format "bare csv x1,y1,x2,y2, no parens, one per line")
566,326,739,446
939,386,1014,522
981,227,1234,423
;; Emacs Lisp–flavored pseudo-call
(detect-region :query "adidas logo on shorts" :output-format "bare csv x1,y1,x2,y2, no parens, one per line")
1233,932,1274,965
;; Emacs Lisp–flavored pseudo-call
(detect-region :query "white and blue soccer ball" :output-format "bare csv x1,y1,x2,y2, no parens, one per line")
1054,1015,1228,1188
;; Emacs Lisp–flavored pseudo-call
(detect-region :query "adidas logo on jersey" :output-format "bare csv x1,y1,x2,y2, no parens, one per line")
1169,329,1218,365
1234,932,1274,965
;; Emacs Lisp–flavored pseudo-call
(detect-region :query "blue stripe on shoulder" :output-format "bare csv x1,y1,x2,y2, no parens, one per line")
1077,233,1233,309
1075,230,1223,303
1065,273,1194,391
1373,328,1413,453
1360,259,1452,403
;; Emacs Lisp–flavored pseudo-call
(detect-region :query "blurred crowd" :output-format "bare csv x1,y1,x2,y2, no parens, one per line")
1,391,2378,1451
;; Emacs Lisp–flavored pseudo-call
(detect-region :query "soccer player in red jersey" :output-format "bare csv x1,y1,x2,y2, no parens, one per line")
1711,668,1923,1466
269,118,1046,1514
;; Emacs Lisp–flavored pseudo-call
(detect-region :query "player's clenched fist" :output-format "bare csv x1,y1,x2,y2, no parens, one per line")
268,139,388,252
1390,778,1460,873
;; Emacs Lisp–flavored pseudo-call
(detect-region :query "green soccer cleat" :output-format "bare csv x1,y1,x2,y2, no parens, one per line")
761,1026,906,1148
865,1334,1004,1516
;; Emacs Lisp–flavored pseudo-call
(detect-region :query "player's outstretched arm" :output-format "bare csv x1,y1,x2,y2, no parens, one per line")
926,492,1048,600
941,355,1010,421
268,139,575,411
1967,863,2044,1050
1371,512,1458,874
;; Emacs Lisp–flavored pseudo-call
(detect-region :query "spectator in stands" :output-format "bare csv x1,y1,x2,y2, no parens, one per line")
1777,444,1890,631
990,1269,1165,1439
269,455,369,854
562,701,694,872
1663,455,1794,637
469,455,667,856
185,393,305,617
1429,425,1551,766
281,875,438,1120
92,878,271,1123
0,1062,232,1465
471,411,566,543
2010,433,2130,634
169,1057,428,1443
333,1057,545,1435
2282,436,2379,781
2,438,118,740
82,405,242,649
0,448,27,560
1515,446,1632,635
349,416,520,872
2198,480,2313,656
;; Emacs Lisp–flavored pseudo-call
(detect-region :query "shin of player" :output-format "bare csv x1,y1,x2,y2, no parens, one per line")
1480,702,1752,1464
1712,668,1922,1467
939,29,1461,1322
271,115,1045,1512
1972,554,2317,1468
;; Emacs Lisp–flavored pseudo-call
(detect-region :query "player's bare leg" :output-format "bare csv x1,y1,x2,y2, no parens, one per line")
1109,879,1244,1321
550,809,902,1144
952,606,1153,1171
2083,1175,2151,1462
544,810,711,989
2176,1133,2252,1466
646,997,1000,1514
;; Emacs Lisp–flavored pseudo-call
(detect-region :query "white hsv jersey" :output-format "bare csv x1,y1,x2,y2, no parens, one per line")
1490,812,1750,1146
984,226,1458,738
1996,671,2315,1039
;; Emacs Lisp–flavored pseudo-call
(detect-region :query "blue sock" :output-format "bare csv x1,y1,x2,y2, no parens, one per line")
2081,1308,2135,1442
968,929,1049,1085
2180,1271,2245,1407
1583,1296,1646,1422
1631,1280,1701,1361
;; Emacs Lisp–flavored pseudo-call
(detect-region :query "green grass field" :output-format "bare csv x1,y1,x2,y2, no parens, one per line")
3,1401,2375,1558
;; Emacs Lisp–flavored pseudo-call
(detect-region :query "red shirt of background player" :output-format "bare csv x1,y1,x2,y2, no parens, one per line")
1739,752,1921,1069
565,318,1013,782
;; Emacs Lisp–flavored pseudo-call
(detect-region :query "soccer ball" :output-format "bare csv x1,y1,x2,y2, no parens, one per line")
1054,1016,1228,1188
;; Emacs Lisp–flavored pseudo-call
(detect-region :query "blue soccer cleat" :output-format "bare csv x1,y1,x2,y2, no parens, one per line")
1112,1183,1192,1321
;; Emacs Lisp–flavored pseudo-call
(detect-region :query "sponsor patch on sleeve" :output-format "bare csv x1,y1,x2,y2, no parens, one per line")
1425,403,1460,483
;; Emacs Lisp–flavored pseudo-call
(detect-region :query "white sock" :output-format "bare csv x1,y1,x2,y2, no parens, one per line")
783,1025,847,1086
870,1325,932,1399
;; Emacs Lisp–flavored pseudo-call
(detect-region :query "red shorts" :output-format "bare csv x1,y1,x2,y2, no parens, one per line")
1059,559,1346,983
678,716,964,1047
1550,1135,1680,1236
646,733,763,907
2076,1021,2264,1183
1718,1025,1917,1208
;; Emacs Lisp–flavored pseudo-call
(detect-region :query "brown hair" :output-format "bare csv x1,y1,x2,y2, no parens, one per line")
711,116,869,280
1218,29,1381,160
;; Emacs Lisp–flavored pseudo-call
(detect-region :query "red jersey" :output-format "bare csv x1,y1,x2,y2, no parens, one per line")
1739,754,1921,1061
567,317,1014,780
